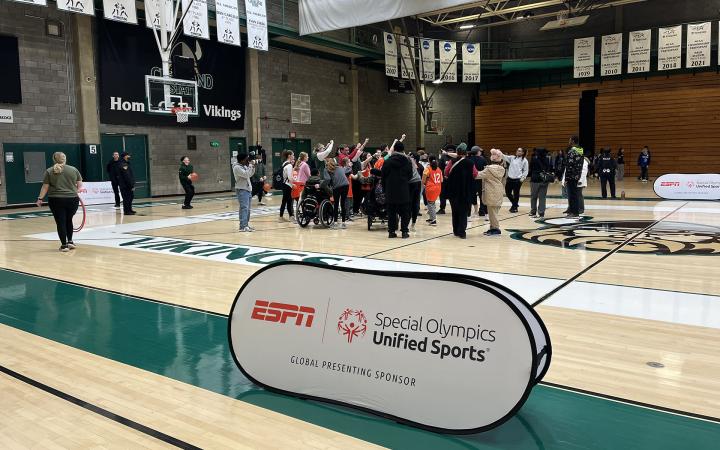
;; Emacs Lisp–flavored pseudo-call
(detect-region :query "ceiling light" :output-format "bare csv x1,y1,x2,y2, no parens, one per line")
459,24,475,29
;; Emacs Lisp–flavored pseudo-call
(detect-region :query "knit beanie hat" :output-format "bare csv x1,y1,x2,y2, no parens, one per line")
456,143,467,152
490,148,503,163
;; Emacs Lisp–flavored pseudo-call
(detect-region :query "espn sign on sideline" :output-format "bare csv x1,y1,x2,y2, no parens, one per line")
228,262,551,434
654,174,720,200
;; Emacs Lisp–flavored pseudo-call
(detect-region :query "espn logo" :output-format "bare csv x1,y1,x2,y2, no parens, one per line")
660,182,680,187
251,300,315,327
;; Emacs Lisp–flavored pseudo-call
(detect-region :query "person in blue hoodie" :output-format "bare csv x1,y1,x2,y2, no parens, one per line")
638,146,651,182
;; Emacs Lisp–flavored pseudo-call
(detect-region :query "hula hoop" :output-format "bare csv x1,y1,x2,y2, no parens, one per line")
73,197,86,233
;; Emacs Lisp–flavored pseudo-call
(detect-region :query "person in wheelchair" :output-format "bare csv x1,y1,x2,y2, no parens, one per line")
298,169,335,227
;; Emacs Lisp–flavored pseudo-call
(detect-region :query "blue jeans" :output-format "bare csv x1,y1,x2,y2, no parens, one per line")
236,189,252,228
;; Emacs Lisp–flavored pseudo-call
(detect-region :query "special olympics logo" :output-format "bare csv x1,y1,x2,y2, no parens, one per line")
467,44,475,53
687,181,695,188
444,42,452,52
337,308,368,343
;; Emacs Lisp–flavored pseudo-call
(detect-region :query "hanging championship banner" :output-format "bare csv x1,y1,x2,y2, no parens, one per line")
461,43,480,83
103,0,137,24
383,32,398,78
600,33,622,76
420,39,436,81
9,0,47,6
229,263,551,434
145,0,175,30
57,0,94,16
216,0,241,46
686,22,711,68
658,25,682,71
245,0,269,51
439,41,457,82
573,37,594,78
627,29,651,73
399,36,416,79
182,0,209,39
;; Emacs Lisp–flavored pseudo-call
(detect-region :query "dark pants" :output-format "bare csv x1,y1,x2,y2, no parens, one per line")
505,178,522,209
600,175,616,198
111,180,120,206
450,198,469,237
387,202,410,234
48,197,79,245
409,181,421,225
182,183,195,206
120,186,134,213
439,181,448,211
333,185,349,222
351,179,363,214
473,180,487,215
280,184,294,217
253,181,265,202
566,180,581,215
640,166,649,180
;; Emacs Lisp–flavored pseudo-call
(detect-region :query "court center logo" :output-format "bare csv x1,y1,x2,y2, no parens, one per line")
337,308,368,343
510,220,720,255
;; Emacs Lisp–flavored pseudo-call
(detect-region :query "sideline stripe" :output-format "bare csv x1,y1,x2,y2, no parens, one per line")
531,202,689,307
0,364,202,450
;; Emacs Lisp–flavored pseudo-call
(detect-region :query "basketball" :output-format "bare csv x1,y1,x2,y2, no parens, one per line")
263,182,271,192
189,172,199,182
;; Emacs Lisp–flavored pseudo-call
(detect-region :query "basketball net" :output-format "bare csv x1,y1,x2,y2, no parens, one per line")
172,106,191,123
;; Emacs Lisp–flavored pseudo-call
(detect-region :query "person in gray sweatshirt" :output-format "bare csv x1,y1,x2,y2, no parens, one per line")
233,153,255,232
327,158,352,229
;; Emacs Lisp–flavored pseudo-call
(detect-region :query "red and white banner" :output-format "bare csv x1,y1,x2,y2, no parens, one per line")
654,174,720,200
78,182,117,205
229,263,550,433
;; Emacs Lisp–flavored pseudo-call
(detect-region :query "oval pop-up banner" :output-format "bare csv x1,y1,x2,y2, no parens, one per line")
228,262,552,434
654,173,720,200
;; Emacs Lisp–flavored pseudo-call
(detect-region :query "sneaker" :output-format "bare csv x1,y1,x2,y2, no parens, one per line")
258,202,265,206
182,205,192,209
410,223,416,231
491,229,502,235
484,216,489,221
457,234,466,239
113,204,120,209
565,214,579,219
483,230,493,236
538,215,544,218
125,211,137,215
437,209,446,215
428,220,437,226
330,223,340,229
426,218,432,223
67,241,76,250
238,227,247,232
59,245,69,252
244,226,255,232
529,214,538,218
341,222,347,229
402,232,410,239
562,210,569,214
388,232,398,238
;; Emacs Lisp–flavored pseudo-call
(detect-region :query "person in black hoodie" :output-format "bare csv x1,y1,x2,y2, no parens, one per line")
445,145,476,239
381,141,414,238
468,146,487,218
106,151,122,208
563,136,584,218
597,147,618,199
528,147,552,218
118,152,136,215
437,144,455,214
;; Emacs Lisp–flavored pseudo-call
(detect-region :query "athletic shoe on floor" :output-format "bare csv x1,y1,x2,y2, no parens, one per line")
341,222,347,229
67,241,76,250
426,218,432,223
182,205,192,209
59,245,69,252
125,211,137,215
410,223,416,231
388,232,398,238
402,232,410,239
258,202,265,205
437,209,446,215
113,204,120,209
428,220,437,226
529,213,538,218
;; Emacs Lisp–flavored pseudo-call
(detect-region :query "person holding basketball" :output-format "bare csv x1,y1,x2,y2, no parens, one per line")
36,152,83,252
179,156,195,209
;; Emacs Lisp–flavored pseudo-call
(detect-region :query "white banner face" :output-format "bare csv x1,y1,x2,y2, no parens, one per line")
600,33,622,76
686,22,711,68
399,37,416,79
439,41,457,82
78,182,117,205
383,32,398,78
299,0,471,35
628,30,651,73
103,0,138,24
10,0,47,6
229,263,551,433
215,0,241,46
58,0,94,16
145,0,175,30
245,0,269,51
182,0,209,39
419,39,436,81
462,43,481,83
658,25,682,71
573,37,595,78
654,174,720,200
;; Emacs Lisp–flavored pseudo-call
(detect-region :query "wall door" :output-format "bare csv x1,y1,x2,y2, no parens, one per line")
270,138,311,171
100,134,150,199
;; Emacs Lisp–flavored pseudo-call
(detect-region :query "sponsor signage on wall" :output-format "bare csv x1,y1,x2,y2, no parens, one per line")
419,39,436,81
658,25,682,71
600,33,622,76
78,182,117,205
216,0,242,47
686,22,711,68
229,263,551,433
573,37,595,78
97,19,245,129
654,174,720,201
245,0,269,51
102,0,138,24
383,32,398,78
399,36,416,79
627,29,651,73
461,43,481,83
0,109,13,124
58,0,94,16
182,0,210,40
439,41,457,82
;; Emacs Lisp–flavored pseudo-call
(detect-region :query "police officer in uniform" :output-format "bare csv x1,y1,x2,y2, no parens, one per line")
597,147,618,199
118,152,136,215
106,151,122,208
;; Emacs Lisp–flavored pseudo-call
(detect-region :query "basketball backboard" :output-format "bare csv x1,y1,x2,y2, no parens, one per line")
145,75,199,116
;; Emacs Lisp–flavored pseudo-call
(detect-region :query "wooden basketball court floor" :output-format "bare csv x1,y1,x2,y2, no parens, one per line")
1,180,719,449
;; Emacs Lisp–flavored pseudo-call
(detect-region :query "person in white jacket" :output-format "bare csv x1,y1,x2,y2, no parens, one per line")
562,157,589,217
312,140,334,180
279,150,296,223
502,148,529,213
233,153,256,232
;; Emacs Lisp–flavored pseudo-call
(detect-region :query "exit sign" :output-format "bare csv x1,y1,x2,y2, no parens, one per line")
210,141,220,148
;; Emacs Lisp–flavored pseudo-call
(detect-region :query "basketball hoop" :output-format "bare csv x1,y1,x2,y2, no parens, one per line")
172,106,192,123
